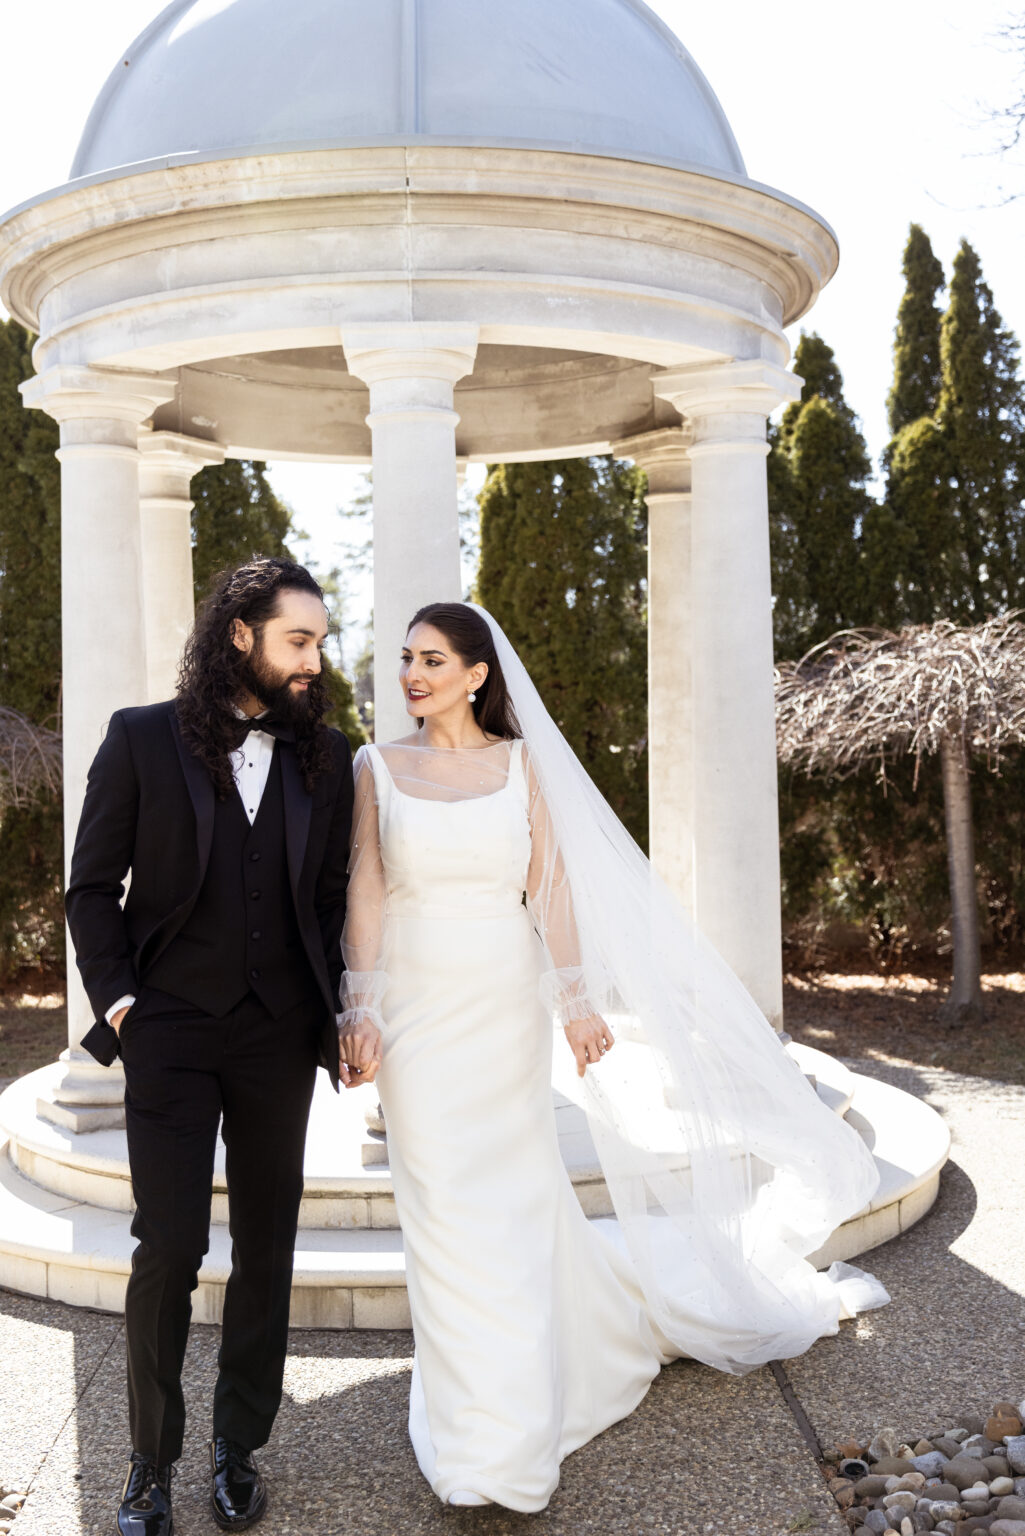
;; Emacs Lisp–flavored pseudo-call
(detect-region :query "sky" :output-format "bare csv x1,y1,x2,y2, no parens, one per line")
1,0,1023,656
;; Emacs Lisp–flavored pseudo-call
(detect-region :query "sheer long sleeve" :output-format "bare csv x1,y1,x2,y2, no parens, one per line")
338,746,388,1032
523,747,607,1029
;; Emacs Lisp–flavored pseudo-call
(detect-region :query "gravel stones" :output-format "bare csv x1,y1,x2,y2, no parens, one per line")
924,1502,964,1523
993,1482,1018,1498
1006,1441,1025,1477
988,1414,1024,1442
991,1522,1025,1536
870,1431,904,1462
916,1454,951,1478
995,1499,1025,1521
830,1479,856,1510
950,1456,999,1490
892,1474,928,1493
929,1484,965,1502
858,1476,895,1499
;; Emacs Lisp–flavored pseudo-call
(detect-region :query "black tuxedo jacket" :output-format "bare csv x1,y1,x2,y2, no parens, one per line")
65,700,354,1088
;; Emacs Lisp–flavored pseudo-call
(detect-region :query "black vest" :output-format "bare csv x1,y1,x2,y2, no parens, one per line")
145,749,320,1017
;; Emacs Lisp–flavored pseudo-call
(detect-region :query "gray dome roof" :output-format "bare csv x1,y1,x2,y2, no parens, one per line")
71,0,745,182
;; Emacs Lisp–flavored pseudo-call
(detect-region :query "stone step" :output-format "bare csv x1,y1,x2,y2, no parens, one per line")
0,1044,857,1229
0,1053,950,1330
0,1137,410,1329
809,1071,951,1268
1,1062,617,1227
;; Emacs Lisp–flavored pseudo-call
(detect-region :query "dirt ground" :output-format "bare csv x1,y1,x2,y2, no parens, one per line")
0,970,67,1080
1,961,1023,1084
783,959,1025,1085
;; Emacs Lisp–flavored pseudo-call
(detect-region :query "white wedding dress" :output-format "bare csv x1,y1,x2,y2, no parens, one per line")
340,732,887,1512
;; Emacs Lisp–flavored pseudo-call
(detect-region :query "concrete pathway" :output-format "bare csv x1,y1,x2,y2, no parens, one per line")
2,1059,1021,1536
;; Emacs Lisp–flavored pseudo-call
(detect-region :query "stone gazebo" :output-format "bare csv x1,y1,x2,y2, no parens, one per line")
0,0,948,1325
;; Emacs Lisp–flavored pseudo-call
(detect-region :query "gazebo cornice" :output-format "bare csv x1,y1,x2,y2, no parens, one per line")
0,145,836,340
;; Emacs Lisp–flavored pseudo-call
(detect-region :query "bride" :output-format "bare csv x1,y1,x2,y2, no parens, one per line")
337,601,886,1513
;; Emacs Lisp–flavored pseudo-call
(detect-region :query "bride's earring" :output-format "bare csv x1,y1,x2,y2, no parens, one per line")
467,690,477,703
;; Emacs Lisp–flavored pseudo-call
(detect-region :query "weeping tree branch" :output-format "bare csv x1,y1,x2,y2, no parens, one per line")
0,707,63,812
775,615,1025,1023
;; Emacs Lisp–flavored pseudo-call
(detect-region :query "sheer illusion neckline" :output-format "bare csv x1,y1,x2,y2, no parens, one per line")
368,741,518,804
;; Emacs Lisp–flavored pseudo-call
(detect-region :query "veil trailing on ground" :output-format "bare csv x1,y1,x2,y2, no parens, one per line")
464,602,888,1372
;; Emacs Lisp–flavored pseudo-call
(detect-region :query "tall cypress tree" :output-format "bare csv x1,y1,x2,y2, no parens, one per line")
190,459,293,600
886,238,1025,623
475,456,649,846
887,224,945,436
0,320,64,978
938,240,1025,616
0,321,61,721
768,333,875,658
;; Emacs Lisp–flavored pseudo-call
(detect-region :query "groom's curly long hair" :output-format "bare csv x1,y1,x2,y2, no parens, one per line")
176,556,333,798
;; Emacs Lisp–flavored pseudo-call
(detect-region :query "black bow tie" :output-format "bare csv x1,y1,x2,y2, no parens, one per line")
235,716,295,746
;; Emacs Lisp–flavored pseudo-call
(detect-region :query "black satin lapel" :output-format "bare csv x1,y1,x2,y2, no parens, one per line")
169,710,215,880
280,744,312,901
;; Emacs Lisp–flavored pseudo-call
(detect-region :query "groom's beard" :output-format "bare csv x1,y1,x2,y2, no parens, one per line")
239,645,314,729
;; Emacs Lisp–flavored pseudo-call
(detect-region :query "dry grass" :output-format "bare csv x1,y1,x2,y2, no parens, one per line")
1,966,1024,1086
785,961,1025,1084
0,975,68,1080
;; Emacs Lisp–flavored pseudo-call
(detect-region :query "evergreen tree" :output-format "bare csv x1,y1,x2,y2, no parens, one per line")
0,321,61,721
886,238,1025,622
937,239,1025,615
475,456,649,846
768,334,876,658
190,459,292,601
0,320,63,978
887,224,945,436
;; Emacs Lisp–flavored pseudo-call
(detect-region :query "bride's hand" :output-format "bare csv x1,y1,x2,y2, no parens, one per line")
564,1015,614,1078
338,1017,383,1089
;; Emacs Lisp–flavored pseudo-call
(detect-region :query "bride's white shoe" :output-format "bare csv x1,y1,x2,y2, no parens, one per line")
447,1490,493,1507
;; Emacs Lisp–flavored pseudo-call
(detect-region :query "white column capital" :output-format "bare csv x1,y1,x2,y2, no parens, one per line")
652,359,801,452
137,428,225,500
613,426,692,501
20,365,178,434
341,323,480,393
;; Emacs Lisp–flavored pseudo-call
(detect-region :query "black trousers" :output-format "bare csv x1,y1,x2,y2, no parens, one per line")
121,986,321,1465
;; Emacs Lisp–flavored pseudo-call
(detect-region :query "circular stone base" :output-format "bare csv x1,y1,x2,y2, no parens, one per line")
0,1046,949,1329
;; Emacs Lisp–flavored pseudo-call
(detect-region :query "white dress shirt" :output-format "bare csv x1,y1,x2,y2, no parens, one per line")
105,713,278,1024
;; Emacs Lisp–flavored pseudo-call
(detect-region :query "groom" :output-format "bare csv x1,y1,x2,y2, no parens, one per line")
66,556,377,1535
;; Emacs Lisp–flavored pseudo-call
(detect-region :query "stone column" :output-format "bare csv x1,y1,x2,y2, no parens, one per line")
138,429,225,702
613,428,694,912
652,361,800,1031
341,325,478,743
20,365,178,1123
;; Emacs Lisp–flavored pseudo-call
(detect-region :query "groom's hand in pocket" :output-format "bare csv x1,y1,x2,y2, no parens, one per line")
338,1017,383,1089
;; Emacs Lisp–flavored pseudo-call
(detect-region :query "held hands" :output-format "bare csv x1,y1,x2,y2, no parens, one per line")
564,1014,614,1078
338,1016,383,1089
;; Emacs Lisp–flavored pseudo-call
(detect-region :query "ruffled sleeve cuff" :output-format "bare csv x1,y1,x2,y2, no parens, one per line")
337,970,388,1034
539,966,606,1030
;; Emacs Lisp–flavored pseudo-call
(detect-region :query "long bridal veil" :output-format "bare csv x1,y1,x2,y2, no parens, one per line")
466,602,888,1373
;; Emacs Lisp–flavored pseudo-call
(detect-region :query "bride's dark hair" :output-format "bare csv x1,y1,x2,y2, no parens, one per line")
407,603,521,740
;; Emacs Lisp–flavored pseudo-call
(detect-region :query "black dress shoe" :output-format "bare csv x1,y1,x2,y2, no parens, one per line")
116,1453,173,1536
209,1438,267,1530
